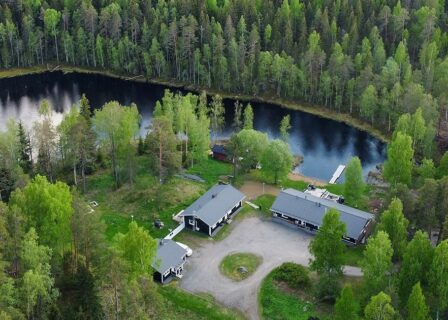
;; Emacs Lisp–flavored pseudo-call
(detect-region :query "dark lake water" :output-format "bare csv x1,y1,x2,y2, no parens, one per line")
0,71,386,181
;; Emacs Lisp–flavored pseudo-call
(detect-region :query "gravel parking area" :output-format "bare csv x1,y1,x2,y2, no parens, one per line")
180,216,362,320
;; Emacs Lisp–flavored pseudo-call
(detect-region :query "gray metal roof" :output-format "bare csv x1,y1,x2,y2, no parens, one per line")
152,239,187,274
180,184,246,226
270,188,374,240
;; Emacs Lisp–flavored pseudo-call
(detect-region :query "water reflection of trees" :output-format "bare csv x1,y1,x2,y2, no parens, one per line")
0,72,387,180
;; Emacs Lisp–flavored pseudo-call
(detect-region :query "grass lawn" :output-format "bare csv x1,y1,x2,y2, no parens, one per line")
281,179,309,191
259,269,331,320
343,245,365,267
220,252,263,281
252,194,276,217
248,170,313,193
84,156,246,319
186,157,233,186
159,284,245,320
86,156,207,240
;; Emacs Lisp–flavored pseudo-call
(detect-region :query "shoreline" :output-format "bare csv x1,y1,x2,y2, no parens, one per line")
0,64,389,143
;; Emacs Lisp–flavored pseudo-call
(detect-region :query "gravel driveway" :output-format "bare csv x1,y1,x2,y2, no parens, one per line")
180,216,362,320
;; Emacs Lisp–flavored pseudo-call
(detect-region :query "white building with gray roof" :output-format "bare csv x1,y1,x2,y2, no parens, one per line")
152,239,188,284
270,188,375,244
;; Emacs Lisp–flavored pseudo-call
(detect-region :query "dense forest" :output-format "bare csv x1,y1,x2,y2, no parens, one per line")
1,0,448,320
0,0,448,143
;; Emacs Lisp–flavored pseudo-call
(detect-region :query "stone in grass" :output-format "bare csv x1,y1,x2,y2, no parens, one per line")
238,266,248,274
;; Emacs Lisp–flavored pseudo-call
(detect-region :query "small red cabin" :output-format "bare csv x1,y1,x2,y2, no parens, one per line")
212,145,228,162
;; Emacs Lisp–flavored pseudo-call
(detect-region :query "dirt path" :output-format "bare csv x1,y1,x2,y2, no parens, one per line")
238,180,280,200
239,172,327,201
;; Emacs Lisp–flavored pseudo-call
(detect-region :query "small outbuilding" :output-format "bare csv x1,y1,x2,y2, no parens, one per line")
270,188,374,245
180,184,246,236
212,144,228,162
152,239,188,284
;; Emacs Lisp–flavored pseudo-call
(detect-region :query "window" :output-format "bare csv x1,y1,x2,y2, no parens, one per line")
188,219,194,226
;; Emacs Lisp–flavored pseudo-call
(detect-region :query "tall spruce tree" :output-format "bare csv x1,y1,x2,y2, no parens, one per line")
17,122,32,174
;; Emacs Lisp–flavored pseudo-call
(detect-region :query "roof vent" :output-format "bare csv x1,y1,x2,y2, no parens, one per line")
212,194,217,198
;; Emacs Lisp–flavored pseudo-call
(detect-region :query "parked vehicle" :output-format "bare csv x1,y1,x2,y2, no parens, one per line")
154,219,164,229
176,242,193,257
89,201,99,207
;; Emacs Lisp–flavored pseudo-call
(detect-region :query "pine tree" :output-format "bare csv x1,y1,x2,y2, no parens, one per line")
17,122,32,174
79,93,92,121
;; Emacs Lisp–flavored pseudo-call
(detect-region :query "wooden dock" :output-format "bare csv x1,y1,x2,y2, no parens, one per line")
329,165,346,184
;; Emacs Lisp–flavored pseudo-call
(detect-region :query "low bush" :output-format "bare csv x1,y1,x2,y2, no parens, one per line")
272,262,311,289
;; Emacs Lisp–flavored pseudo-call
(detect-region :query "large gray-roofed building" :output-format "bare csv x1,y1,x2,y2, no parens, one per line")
181,184,246,236
271,188,375,244
152,239,187,284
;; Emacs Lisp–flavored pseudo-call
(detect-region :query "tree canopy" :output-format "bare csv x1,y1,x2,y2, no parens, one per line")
261,139,293,184
343,156,365,207
309,208,346,300
361,231,393,298
377,198,409,260
10,175,73,255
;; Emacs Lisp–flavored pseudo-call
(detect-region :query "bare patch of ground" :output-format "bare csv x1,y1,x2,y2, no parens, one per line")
239,180,280,200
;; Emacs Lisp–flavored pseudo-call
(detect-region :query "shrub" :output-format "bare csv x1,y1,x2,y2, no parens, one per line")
273,263,311,289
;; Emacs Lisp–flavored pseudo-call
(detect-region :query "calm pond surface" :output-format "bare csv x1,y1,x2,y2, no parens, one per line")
0,71,386,181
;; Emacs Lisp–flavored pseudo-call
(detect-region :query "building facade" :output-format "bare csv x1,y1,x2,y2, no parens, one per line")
271,188,375,245
181,184,246,236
